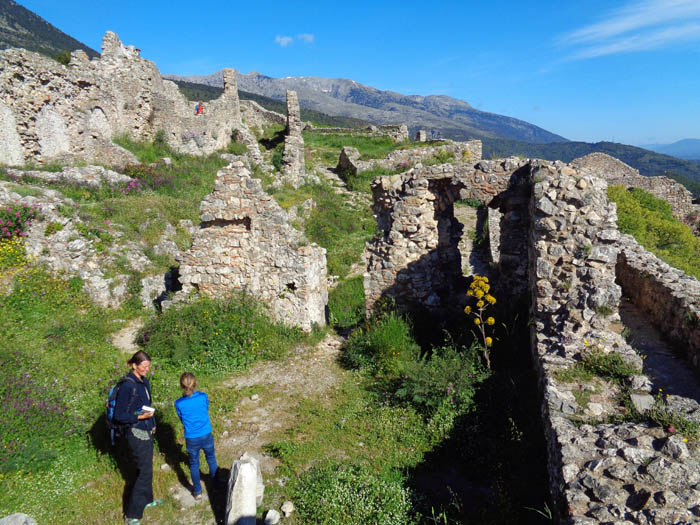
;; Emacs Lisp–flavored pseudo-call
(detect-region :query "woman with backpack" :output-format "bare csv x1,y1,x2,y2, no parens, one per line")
114,350,163,525
174,372,218,501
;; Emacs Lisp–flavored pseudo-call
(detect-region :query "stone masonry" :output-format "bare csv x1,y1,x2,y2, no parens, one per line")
571,153,699,226
0,31,250,167
363,155,530,315
279,90,306,187
366,156,700,523
176,160,327,331
338,140,482,178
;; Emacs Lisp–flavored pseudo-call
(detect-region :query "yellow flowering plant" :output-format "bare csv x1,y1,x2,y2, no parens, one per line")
464,275,497,368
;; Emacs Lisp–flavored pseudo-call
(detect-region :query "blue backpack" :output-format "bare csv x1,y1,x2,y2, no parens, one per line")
105,376,136,446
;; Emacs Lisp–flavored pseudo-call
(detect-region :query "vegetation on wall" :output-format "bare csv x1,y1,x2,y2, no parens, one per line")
608,185,700,279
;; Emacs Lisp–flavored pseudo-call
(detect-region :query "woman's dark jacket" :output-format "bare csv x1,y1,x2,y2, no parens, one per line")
114,372,155,433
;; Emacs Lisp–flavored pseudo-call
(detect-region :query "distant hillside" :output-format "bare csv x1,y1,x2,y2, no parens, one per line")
640,139,700,160
165,71,568,144
0,0,98,59
172,79,369,129
483,138,700,197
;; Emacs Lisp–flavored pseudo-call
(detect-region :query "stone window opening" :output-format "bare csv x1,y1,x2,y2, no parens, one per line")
202,217,251,231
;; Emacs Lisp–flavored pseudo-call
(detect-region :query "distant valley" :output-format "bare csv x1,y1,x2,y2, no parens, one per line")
640,139,700,160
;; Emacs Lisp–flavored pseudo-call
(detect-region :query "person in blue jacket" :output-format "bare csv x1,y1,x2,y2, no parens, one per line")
114,350,162,525
175,372,218,500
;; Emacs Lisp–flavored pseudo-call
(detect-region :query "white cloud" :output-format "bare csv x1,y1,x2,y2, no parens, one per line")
560,0,700,59
275,35,293,47
297,33,315,44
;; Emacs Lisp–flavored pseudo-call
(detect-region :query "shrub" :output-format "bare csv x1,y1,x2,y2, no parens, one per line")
328,276,365,331
44,222,64,236
423,149,455,166
608,185,700,278
395,341,489,416
54,50,71,65
293,462,414,525
582,348,641,383
343,310,420,379
226,141,248,155
271,142,285,172
139,293,304,375
0,203,39,239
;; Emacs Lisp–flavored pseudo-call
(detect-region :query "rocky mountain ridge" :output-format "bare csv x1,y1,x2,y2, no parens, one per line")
0,0,98,59
165,70,568,144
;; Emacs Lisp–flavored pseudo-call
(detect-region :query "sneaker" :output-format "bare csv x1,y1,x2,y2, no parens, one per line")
194,493,202,501
144,498,163,509
125,519,140,525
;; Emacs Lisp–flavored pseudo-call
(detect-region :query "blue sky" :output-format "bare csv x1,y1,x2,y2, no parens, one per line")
18,0,700,145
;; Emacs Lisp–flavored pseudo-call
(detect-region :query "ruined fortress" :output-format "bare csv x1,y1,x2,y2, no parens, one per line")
2,31,700,524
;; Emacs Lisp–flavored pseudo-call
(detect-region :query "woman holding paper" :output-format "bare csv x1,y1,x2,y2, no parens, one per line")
114,350,162,524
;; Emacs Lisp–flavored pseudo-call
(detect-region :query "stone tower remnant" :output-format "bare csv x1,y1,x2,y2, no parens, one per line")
176,160,327,331
279,90,306,187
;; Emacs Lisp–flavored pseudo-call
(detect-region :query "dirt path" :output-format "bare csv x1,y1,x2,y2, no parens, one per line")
160,332,347,524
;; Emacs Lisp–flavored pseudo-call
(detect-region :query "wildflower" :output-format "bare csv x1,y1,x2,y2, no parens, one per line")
463,305,471,314
487,317,495,325
466,290,473,297
475,289,484,299
485,295,496,305
683,437,688,443
485,337,492,346
668,425,675,434
476,300,485,308
474,318,481,325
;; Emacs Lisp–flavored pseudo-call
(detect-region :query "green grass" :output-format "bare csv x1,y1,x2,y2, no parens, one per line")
344,166,400,193
608,185,700,278
303,184,375,278
328,275,366,331
303,131,411,166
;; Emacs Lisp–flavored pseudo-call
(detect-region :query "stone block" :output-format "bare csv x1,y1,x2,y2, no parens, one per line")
225,457,258,525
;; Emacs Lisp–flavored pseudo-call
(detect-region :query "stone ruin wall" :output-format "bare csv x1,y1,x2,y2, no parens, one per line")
279,90,306,186
240,99,286,132
365,156,700,523
305,123,409,142
616,235,700,370
572,153,699,225
338,140,483,178
529,164,700,524
0,31,251,167
176,160,327,331
363,156,530,316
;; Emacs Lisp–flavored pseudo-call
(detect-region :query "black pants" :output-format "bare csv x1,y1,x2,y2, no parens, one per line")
125,430,154,519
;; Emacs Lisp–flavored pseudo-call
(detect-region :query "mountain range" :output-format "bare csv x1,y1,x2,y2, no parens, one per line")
639,139,700,160
0,0,98,59
2,0,699,197
165,70,568,144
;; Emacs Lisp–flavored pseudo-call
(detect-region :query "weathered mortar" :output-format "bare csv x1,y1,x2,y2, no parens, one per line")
0,31,248,166
176,160,327,331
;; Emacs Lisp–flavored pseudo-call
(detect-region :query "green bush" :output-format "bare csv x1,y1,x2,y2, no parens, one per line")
395,341,489,415
328,276,365,331
582,348,641,383
293,462,414,525
44,222,64,236
226,141,248,155
54,50,71,65
343,311,420,379
139,293,304,375
423,149,455,166
608,185,700,278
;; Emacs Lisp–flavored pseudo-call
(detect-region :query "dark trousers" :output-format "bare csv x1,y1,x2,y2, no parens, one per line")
125,431,154,519
185,432,218,495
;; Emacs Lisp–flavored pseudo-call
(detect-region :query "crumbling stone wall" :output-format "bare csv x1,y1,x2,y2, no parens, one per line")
529,163,700,524
240,99,286,132
616,234,700,370
279,90,306,186
572,153,699,225
0,31,247,167
363,157,528,315
337,140,482,178
177,160,327,331
305,123,409,142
